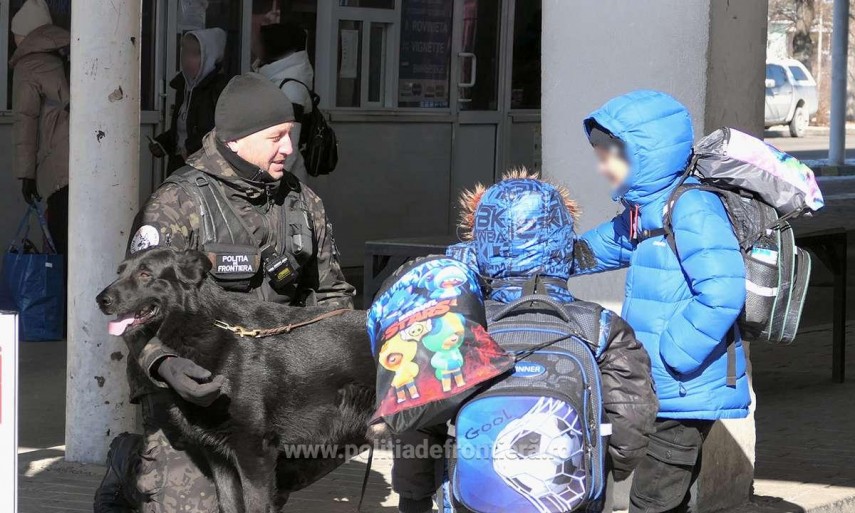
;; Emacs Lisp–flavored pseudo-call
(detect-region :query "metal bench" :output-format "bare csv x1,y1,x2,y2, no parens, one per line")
792,225,849,383
363,236,457,306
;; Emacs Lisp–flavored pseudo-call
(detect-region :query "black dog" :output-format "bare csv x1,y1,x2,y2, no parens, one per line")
96,247,376,513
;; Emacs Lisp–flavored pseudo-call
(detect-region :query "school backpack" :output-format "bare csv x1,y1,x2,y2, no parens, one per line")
279,78,339,177
658,127,824,344
365,256,515,434
448,285,610,513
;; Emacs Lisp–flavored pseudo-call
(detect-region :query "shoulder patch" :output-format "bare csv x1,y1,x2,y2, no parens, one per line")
130,225,160,254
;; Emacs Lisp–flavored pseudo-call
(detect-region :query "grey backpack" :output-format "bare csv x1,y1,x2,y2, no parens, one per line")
658,127,825,344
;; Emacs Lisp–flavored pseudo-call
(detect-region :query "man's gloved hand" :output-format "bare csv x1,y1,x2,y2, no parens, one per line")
155,357,225,407
21,178,40,205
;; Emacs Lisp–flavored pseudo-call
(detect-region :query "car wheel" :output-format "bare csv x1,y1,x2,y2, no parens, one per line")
789,105,809,137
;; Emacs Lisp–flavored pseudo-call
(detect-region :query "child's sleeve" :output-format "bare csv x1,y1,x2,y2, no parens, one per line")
574,208,634,275
598,309,659,481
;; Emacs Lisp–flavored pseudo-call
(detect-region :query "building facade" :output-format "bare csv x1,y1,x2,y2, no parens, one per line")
0,0,543,272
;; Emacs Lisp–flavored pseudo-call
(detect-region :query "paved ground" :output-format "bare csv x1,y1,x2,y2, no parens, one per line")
744,326,855,513
19,323,855,512
765,127,855,161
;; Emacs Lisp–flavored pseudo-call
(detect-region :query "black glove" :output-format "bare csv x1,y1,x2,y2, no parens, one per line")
21,178,40,205
155,357,225,406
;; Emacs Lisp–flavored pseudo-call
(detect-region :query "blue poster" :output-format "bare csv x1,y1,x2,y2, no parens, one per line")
398,0,453,108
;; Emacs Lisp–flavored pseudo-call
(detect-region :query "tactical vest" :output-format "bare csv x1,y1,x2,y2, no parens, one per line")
163,166,311,302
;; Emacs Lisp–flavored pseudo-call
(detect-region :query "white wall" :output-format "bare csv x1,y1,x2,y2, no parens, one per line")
541,0,711,312
542,1,768,511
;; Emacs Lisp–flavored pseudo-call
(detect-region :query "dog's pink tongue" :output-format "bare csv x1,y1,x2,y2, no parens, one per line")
108,316,135,336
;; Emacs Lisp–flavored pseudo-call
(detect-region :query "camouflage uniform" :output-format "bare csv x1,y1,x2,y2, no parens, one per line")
124,131,355,512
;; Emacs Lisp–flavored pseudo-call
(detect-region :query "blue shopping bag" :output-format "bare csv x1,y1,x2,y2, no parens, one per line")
2,204,65,341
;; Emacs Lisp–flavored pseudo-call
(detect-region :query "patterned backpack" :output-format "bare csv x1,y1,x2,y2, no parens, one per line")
656,127,824,345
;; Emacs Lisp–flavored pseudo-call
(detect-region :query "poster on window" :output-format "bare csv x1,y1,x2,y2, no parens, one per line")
398,0,453,108
340,29,360,79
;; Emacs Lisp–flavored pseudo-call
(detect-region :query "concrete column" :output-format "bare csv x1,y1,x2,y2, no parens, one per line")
66,1,141,464
542,1,767,511
829,0,849,165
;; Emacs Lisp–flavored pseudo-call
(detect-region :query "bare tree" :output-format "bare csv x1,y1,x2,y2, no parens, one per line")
770,0,817,72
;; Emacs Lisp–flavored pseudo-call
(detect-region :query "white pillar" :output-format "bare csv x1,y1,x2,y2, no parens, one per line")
66,1,141,464
829,0,849,165
542,1,767,511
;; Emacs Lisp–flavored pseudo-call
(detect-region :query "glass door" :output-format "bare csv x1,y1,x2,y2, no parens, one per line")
448,0,507,229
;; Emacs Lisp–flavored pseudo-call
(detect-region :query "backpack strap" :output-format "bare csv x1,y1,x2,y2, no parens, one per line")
519,275,568,296
278,77,312,92
726,326,738,387
278,77,320,113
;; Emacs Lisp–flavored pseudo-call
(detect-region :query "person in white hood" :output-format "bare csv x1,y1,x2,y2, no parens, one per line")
150,27,229,174
256,21,313,181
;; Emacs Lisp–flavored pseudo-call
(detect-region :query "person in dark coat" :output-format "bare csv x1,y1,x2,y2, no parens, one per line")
390,169,659,513
150,28,229,174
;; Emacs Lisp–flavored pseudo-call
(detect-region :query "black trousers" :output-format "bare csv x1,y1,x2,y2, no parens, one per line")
629,419,715,513
391,425,450,502
46,186,68,256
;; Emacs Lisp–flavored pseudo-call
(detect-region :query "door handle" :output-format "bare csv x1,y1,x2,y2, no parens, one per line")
458,52,477,89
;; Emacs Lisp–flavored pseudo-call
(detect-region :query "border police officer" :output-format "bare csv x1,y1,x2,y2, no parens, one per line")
94,73,355,513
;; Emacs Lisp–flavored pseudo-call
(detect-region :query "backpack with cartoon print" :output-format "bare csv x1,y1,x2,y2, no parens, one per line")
365,256,514,434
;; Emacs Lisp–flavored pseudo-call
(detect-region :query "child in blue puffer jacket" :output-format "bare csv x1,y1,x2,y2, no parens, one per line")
573,90,750,513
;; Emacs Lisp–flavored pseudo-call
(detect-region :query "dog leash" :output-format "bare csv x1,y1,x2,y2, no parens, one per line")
213,308,351,338
357,443,374,512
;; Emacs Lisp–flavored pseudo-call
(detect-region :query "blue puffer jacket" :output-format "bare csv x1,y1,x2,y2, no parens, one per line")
576,90,750,420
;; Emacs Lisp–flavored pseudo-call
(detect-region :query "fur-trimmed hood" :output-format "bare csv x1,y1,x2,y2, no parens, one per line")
450,169,579,302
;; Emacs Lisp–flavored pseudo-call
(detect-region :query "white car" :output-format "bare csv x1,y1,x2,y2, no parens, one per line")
765,59,819,138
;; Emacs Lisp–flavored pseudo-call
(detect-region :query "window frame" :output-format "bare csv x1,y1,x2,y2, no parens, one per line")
0,0,9,111
323,0,459,113
766,64,788,88
328,3,400,110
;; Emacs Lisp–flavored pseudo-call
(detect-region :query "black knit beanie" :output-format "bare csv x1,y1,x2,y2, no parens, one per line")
260,21,307,63
215,73,295,142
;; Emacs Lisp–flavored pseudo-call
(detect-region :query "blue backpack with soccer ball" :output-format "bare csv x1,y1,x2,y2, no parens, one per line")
447,286,610,513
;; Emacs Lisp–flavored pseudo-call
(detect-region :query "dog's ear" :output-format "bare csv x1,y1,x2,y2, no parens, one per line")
175,250,212,286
